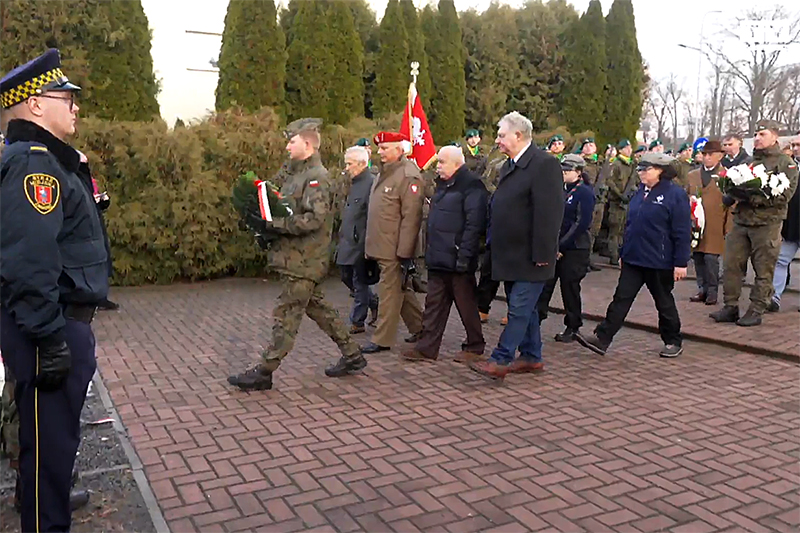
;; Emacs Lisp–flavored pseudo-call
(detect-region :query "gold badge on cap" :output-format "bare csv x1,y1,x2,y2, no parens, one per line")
24,173,60,214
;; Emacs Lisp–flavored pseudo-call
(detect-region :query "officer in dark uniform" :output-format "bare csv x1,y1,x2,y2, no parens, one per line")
1,49,108,532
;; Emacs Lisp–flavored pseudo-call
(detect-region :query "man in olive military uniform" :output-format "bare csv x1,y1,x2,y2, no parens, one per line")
606,139,638,265
581,139,603,268
1,49,105,532
675,142,693,188
462,129,487,175
547,134,565,161
360,131,425,353
228,119,366,390
710,120,800,326
580,138,601,186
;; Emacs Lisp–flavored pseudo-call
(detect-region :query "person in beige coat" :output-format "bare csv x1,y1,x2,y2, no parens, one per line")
686,140,732,306
361,131,425,353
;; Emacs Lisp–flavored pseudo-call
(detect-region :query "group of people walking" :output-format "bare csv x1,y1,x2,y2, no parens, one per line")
1,46,798,533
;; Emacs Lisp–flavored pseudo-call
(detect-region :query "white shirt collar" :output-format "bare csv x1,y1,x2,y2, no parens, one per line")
513,142,532,163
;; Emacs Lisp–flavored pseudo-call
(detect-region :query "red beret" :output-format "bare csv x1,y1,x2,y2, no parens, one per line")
373,131,408,145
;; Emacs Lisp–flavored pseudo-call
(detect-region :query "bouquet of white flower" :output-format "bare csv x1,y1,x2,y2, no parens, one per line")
718,163,791,200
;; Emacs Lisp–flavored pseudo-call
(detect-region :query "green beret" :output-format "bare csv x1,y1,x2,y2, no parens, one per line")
617,138,631,149
581,137,595,146
355,137,370,147
548,134,564,147
677,142,691,153
648,139,663,150
634,145,647,154
465,129,480,139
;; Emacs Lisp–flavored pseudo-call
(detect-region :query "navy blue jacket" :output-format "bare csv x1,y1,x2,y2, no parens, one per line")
559,179,595,251
425,165,488,273
1,120,109,345
621,179,692,270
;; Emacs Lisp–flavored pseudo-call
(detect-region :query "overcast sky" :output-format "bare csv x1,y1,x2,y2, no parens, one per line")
140,0,789,128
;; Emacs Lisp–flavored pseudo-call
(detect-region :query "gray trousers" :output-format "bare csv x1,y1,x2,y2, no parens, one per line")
693,252,720,297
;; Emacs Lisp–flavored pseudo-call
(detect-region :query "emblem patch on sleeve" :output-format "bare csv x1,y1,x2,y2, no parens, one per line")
24,173,60,214
410,183,419,194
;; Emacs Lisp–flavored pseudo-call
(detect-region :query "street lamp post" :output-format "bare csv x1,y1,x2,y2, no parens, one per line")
680,10,722,140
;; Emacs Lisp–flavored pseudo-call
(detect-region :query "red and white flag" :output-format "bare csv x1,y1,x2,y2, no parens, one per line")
400,82,436,170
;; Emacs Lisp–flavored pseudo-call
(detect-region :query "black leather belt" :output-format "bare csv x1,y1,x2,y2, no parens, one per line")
63,304,97,324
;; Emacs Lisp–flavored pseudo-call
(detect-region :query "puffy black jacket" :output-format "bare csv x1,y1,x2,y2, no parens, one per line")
425,166,488,272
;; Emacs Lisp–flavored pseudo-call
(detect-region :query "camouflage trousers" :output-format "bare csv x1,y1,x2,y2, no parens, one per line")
606,203,627,263
722,222,782,314
261,276,361,371
1,363,19,466
589,200,606,253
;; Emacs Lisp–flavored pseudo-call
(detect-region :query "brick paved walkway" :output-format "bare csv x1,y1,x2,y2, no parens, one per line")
94,278,799,532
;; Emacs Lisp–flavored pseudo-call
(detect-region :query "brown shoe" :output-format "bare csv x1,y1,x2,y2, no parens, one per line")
508,359,544,374
469,360,509,380
479,312,489,323
689,292,706,303
401,349,437,362
500,316,508,326
454,351,483,364
350,325,366,334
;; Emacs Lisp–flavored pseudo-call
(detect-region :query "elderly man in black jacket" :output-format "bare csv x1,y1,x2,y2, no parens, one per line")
470,111,564,380
336,146,378,333
402,146,488,362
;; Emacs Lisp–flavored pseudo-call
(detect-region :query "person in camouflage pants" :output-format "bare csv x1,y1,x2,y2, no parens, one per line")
227,119,366,391
710,120,800,327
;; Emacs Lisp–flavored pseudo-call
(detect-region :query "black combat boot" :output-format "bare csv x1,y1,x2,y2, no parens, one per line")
554,328,578,343
736,309,763,327
325,355,368,377
709,305,739,323
227,364,273,391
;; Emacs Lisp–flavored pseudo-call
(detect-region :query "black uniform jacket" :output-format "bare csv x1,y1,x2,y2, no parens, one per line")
1,119,109,344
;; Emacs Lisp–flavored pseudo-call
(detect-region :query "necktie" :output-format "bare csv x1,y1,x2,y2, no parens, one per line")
506,159,516,173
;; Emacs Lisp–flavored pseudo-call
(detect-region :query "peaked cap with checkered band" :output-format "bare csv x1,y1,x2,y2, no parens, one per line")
0,49,80,109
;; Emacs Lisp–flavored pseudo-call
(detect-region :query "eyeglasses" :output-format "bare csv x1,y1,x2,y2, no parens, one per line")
36,93,77,111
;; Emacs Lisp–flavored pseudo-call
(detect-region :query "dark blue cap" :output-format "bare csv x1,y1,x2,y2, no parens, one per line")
0,49,80,109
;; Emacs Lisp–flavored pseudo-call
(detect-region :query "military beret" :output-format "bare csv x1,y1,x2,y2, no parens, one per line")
548,134,564,147
464,129,480,139
284,117,322,139
639,152,675,167
560,154,585,170
648,139,663,150
678,142,691,152
373,131,408,144
634,145,647,154
756,119,781,134
0,49,80,109
617,138,631,149
355,137,371,147
446,141,462,147
581,137,595,147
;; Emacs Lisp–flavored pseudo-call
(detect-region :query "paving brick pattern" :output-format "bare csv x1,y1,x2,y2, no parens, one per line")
94,278,800,532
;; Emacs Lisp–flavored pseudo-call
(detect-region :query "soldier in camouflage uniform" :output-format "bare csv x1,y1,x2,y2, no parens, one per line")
228,119,366,390
605,139,638,265
710,120,800,327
